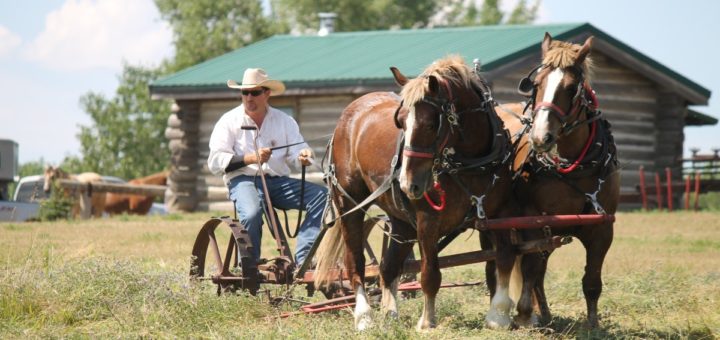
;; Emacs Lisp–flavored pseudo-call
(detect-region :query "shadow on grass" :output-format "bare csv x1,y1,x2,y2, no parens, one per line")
447,313,717,339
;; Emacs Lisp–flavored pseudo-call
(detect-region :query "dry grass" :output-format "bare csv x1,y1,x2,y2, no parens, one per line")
1,211,718,338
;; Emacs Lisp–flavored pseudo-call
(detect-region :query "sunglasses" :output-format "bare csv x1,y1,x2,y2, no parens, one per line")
241,88,267,97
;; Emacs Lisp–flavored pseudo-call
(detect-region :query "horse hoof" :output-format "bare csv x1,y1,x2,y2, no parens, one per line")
513,313,539,328
415,319,436,332
355,315,373,331
485,311,512,330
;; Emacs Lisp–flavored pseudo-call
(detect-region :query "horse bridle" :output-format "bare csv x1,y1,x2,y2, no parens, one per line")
519,64,599,137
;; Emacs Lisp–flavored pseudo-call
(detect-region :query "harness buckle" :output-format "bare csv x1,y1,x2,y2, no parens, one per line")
471,194,486,219
585,178,607,214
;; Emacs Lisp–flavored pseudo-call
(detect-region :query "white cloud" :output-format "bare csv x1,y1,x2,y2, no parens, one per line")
23,0,173,71
0,25,22,57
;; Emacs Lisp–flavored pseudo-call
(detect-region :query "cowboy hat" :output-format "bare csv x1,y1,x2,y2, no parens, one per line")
227,68,285,96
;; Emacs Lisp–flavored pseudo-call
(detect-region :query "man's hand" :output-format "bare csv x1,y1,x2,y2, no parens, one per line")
245,147,272,164
298,148,314,166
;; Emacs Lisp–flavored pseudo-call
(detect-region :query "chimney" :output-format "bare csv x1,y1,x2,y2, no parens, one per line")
318,12,337,36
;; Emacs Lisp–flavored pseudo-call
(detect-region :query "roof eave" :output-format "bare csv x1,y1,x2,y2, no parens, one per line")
149,79,399,100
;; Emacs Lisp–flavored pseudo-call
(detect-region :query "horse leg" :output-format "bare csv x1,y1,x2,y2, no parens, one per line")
480,231,497,297
379,218,415,319
579,223,613,328
485,232,515,329
514,252,544,328
532,254,552,325
342,212,373,331
416,227,440,331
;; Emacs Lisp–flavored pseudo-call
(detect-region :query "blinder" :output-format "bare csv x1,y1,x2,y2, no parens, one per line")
517,64,543,97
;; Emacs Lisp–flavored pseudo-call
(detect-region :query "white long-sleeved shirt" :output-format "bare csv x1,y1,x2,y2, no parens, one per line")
207,104,309,184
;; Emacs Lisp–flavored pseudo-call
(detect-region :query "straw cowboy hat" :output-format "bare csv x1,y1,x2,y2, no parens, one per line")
227,68,285,96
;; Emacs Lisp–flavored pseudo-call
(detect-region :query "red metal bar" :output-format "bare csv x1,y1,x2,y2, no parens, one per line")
486,214,614,230
655,172,662,211
685,174,691,210
694,171,701,211
301,302,355,314
639,165,648,210
398,281,483,291
665,167,673,212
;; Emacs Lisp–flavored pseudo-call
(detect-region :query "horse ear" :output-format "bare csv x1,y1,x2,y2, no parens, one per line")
390,67,408,86
575,35,594,66
541,32,552,57
427,75,440,94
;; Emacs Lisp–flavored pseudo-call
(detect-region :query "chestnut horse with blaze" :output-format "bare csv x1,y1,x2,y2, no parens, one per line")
494,33,620,328
314,56,522,331
105,171,168,215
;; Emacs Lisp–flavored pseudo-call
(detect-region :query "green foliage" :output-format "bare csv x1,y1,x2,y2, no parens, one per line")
37,181,73,221
506,0,540,24
273,0,438,32
439,0,540,26
155,0,285,73
76,65,172,180
699,192,720,211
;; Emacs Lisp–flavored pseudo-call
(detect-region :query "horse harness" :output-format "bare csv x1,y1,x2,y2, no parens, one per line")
323,69,514,245
516,63,619,215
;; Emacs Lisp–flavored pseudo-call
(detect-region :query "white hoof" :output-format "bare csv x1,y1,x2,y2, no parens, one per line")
355,314,373,331
416,315,436,331
485,309,512,330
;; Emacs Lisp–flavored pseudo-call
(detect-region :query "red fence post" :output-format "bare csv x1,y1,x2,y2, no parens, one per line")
665,167,673,212
694,171,701,211
655,172,663,211
639,166,648,210
685,174,691,210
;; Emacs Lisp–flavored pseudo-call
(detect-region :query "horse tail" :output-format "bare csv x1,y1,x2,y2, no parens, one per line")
313,220,345,289
509,254,524,305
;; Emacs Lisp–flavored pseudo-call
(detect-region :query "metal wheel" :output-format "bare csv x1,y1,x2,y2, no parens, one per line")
190,216,260,295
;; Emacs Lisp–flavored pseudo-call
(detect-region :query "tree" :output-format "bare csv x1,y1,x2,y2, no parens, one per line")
506,0,539,24
437,0,540,27
272,0,438,32
156,0,285,72
74,65,172,180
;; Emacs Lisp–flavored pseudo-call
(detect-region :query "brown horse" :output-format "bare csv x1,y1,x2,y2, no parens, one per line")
314,56,519,330
495,33,620,328
43,165,106,219
105,171,168,215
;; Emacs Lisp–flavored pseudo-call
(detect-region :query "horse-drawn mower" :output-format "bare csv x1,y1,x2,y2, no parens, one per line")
189,211,613,316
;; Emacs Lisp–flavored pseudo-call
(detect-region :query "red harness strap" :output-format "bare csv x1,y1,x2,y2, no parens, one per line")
423,181,446,211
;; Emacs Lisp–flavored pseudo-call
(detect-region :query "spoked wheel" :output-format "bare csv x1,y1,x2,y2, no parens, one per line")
190,216,260,295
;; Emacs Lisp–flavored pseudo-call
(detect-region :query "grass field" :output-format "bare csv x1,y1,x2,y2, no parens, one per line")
1,211,719,339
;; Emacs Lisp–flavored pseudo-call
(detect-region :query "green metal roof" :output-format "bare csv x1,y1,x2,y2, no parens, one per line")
150,23,710,101
686,109,718,126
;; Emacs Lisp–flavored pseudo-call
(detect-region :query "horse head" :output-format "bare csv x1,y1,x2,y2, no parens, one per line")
392,56,491,199
43,165,70,193
527,33,596,154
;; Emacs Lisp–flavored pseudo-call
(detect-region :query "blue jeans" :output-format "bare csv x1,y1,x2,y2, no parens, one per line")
227,175,327,266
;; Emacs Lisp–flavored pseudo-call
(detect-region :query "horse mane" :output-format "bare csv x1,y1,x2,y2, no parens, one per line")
542,40,594,81
400,55,478,109
45,165,70,180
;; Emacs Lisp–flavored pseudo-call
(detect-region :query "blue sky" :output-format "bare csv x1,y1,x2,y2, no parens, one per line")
0,0,718,166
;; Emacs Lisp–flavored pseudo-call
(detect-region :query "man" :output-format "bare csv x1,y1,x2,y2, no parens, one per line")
207,68,327,267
